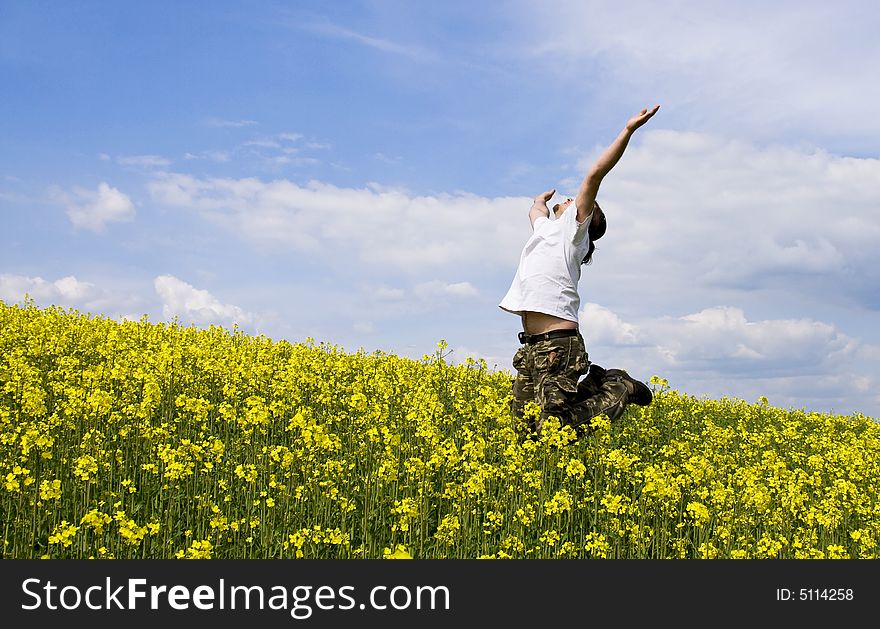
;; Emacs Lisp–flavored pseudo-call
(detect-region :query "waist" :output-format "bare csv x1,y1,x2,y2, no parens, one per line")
518,328,580,344
521,311,578,335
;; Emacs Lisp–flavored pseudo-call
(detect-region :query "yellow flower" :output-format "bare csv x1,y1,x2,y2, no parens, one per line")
73,455,98,481
434,515,461,546
48,521,79,547
686,501,710,527
544,490,573,516
383,545,412,559
176,540,213,559
234,463,258,483
39,479,62,501
80,509,112,534
564,458,586,479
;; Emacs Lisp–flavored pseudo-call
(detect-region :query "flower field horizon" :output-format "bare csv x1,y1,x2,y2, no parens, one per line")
2,298,879,559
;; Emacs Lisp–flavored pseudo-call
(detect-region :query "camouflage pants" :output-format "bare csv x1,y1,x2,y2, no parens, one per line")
510,333,630,436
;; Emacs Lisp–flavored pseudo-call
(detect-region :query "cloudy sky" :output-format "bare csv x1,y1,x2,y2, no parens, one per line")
2,0,879,418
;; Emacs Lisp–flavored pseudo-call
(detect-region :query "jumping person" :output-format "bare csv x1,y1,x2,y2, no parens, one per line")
499,105,660,437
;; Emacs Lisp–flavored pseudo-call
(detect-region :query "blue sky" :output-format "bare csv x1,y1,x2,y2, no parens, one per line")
2,0,879,418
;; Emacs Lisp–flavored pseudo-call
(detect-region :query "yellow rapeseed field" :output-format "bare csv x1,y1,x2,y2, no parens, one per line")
2,299,879,559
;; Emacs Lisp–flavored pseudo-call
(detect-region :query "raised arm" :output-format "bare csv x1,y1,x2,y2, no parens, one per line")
528,188,555,227
575,105,660,223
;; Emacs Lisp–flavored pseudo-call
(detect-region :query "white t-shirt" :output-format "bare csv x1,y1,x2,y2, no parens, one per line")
499,200,592,323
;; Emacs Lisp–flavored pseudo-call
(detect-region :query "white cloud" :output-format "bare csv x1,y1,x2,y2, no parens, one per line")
650,306,857,372
55,182,136,232
581,303,859,376
414,280,479,299
374,287,406,301
569,130,880,311
184,150,231,163
374,152,401,164
579,302,640,346
147,132,880,307
147,173,527,272
0,274,98,304
301,20,439,63
153,275,255,328
0,273,145,320
577,302,875,415
357,282,478,321
517,1,880,146
174,131,326,171
117,154,171,168
204,117,258,128
243,138,281,149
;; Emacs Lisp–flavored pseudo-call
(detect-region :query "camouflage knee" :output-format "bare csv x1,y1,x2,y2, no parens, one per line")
569,378,630,430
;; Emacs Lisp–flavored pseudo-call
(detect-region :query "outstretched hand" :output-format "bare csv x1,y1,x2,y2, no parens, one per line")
534,189,556,204
625,105,660,132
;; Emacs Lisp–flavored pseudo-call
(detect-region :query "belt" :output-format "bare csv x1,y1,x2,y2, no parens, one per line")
518,328,579,344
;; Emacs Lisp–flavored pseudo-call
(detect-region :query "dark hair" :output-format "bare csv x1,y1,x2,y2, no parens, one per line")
582,203,606,265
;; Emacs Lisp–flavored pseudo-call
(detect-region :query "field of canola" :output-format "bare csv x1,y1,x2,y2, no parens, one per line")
2,299,879,559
